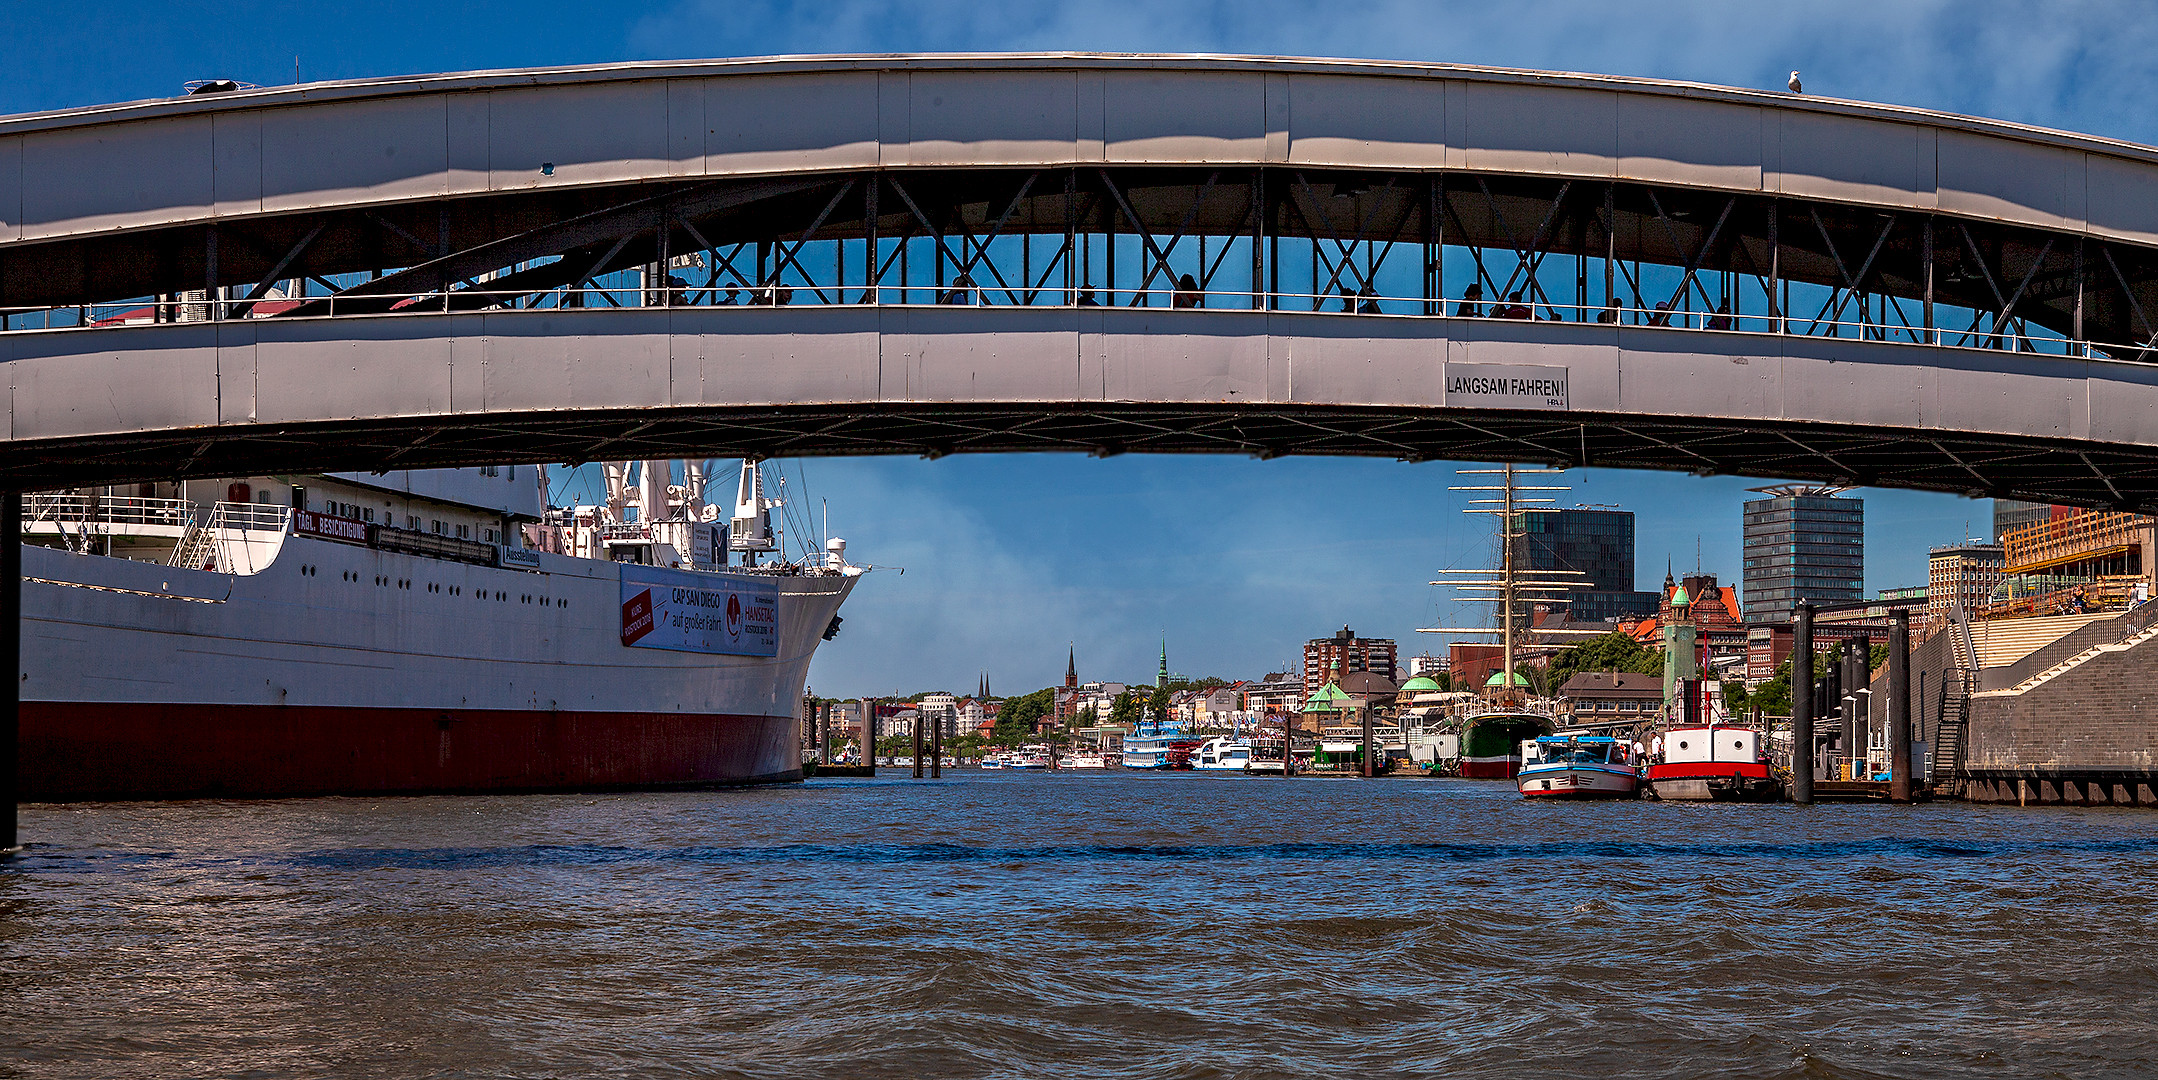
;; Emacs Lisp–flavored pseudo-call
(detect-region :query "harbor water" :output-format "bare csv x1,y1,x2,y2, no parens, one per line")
7,773,2158,1078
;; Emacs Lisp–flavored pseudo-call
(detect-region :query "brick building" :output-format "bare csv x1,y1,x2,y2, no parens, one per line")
1304,626,1397,688
1928,542,2004,623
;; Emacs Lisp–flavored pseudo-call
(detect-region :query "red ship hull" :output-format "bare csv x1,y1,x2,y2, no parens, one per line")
19,703,802,801
1646,761,1780,802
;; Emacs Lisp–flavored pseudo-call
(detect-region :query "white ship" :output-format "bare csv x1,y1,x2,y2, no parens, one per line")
19,459,861,800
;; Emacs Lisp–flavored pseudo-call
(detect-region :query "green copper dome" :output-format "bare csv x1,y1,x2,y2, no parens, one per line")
1301,682,1352,712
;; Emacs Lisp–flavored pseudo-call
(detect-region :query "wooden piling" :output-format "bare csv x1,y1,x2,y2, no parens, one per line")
1791,602,1814,804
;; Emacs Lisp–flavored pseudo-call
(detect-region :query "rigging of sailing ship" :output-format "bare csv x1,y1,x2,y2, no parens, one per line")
1412,465,1606,777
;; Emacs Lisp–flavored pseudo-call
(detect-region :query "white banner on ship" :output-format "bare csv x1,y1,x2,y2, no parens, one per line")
619,565,779,657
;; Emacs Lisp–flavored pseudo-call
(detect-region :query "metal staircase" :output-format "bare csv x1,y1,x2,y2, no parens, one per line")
1930,667,1971,784
165,505,217,570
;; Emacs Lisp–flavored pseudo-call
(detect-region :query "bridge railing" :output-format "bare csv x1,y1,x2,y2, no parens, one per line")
0,283,2119,362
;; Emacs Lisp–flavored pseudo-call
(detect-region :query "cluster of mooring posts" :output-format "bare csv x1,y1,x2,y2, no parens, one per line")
1789,599,1919,803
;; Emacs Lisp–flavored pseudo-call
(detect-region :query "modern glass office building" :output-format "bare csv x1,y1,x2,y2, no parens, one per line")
1511,507,1661,623
1741,486,1865,623
1992,499,2051,543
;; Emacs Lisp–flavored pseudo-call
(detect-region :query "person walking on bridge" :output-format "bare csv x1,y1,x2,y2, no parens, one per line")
1173,274,1203,309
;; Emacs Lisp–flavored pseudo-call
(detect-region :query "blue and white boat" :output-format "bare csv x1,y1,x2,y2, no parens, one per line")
1191,736,1252,771
1517,734,1641,799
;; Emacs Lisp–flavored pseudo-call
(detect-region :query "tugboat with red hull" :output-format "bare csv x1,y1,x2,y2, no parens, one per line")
1646,724,1782,801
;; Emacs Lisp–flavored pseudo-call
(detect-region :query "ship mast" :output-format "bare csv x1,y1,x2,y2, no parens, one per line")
1502,463,1516,694
1416,465,1601,698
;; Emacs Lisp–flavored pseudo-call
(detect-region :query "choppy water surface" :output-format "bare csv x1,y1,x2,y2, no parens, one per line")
6,774,2158,1078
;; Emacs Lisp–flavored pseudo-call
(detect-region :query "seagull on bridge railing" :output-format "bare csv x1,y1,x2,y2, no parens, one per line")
1788,71,1803,94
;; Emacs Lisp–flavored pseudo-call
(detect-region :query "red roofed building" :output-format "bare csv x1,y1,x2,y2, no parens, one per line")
1633,572,1750,675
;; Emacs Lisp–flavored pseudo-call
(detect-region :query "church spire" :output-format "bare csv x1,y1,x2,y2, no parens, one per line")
1065,643,1078,690
1157,636,1169,688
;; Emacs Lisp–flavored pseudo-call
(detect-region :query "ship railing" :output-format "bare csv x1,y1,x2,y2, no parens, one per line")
207,500,292,534
22,494,195,529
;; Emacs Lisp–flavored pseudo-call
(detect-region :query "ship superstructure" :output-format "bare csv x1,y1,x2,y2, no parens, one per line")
19,460,860,800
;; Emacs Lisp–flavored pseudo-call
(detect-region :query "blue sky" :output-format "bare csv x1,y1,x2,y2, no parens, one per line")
5,1,2148,696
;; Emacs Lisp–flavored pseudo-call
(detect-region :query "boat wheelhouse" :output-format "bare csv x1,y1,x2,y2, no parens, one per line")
1518,734,1641,798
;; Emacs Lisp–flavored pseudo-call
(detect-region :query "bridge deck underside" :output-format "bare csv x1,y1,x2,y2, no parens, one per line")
16,404,2152,510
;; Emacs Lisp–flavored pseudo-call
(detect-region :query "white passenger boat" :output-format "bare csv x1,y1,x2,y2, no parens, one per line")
1243,737,1288,775
1518,734,1642,799
1056,752,1109,769
1191,736,1253,771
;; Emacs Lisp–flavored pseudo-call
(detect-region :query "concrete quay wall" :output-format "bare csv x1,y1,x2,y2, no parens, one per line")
1960,615,2158,806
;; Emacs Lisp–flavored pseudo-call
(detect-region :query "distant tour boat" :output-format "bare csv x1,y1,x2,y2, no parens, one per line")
1191,736,1253,771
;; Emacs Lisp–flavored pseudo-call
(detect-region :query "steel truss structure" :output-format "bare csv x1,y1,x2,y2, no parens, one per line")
6,164,2158,506
12,166,2155,353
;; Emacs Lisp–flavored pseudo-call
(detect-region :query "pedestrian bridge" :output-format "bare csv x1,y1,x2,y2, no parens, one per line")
5,54,2158,507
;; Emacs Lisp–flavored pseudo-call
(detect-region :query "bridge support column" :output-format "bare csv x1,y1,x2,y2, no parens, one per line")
2,491,17,851
1889,609,1913,802
1791,603,1813,804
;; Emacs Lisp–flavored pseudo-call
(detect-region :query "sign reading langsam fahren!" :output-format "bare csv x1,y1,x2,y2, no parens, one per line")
1443,363,1570,410
619,564,780,657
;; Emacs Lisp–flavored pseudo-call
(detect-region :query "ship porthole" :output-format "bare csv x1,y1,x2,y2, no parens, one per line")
1677,741,1689,750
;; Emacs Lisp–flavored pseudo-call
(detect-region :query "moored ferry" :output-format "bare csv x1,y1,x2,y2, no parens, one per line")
1518,734,1641,798
1191,736,1252,771
1646,724,1781,801
19,460,861,800
1120,724,1201,769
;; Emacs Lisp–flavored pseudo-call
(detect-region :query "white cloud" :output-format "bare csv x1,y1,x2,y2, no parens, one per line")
630,0,2158,142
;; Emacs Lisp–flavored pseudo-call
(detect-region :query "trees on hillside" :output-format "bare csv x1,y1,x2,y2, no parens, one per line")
1547,632,1666,689
1108,690,1141,730
991,687,1056,743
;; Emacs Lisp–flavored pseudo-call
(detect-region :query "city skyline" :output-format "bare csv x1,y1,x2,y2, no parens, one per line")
759,453,1991,697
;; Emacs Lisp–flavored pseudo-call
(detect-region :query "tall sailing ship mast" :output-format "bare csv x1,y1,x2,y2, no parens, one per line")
1417,464,1604,698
